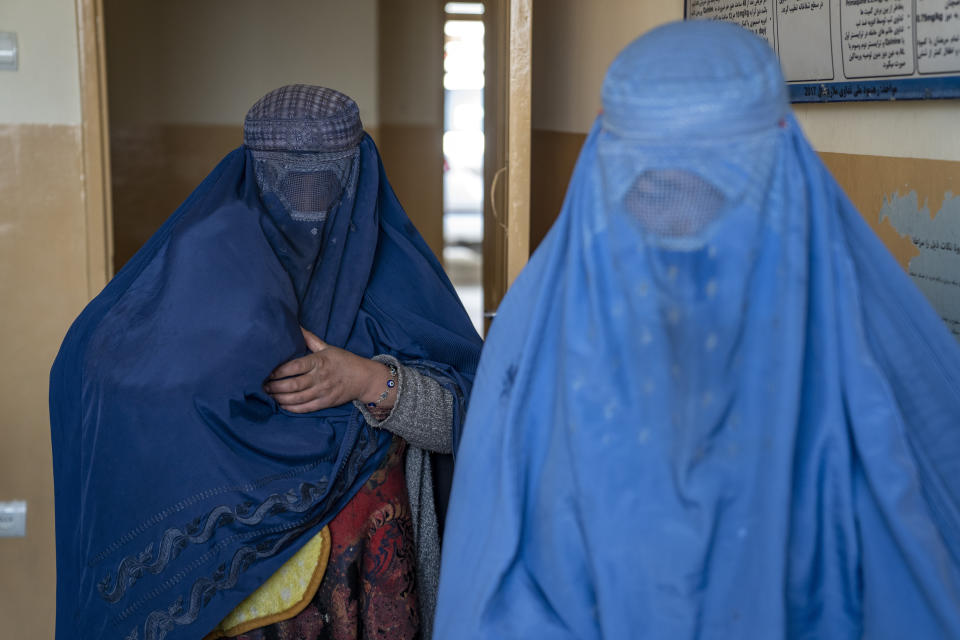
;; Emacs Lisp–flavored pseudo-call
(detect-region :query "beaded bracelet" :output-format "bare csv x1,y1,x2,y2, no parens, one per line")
367,362,398,409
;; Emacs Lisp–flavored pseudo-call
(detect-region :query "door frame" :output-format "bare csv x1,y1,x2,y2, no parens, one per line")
483,0,532,327
76,0,113,295
78,0,531,310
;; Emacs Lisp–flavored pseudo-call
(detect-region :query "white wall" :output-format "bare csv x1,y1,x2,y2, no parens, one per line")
532,0,960,164
106,0,379,127
0,0,81,125
793,101,960,162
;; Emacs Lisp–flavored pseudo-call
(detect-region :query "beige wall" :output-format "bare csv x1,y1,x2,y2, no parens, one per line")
376,0,444,259
378,1,442,127
532,0,680,134
530,0,960,256
107,0,448,270
0,1,93,637
530,0,682,249
106,0,380,269
105,0,378,128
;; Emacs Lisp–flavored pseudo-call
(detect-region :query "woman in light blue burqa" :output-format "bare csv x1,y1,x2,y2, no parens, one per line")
434,20,960,639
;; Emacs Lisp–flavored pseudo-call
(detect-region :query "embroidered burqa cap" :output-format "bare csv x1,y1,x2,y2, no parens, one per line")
50,85,480,640
243,84,365,153
435,21,960,639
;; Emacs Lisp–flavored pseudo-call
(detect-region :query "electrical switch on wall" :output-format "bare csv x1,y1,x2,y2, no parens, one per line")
0,31,18,70
0,501,27,537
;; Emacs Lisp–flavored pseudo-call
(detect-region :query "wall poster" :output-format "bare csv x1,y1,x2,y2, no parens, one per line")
685,0,960,101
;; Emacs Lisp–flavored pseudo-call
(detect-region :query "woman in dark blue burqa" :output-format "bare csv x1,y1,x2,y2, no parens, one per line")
435,21,960,639
50,86,481,640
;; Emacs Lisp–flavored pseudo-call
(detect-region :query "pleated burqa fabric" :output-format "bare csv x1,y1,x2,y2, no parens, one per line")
435,21,960,640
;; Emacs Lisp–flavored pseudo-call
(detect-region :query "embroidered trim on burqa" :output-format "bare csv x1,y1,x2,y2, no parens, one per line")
122,526,307,640
97,481,329,604
90,459,335,568
118,422,380,640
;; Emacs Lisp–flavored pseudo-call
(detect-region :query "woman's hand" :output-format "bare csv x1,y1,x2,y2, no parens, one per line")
265,328,394,413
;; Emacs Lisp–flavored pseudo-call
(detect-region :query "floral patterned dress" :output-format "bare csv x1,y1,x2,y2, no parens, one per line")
233,438,420,640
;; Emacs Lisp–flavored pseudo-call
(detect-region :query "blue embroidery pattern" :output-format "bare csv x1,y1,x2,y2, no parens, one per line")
98,481,328,603
124,527,305,640
90,459,334,567
115,423,381,640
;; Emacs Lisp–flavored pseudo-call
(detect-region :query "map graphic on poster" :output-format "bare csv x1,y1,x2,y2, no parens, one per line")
685,0,960,101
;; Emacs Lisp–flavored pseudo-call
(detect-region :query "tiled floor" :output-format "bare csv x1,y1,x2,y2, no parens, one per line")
444,243,483,336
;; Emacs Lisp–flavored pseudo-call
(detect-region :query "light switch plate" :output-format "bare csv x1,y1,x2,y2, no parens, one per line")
0,32,18,71
0,501,27,537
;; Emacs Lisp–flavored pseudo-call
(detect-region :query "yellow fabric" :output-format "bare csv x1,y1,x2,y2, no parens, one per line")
207,526,331,639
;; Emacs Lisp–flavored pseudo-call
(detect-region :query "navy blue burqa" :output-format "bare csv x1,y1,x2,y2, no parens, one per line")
50,117,480,638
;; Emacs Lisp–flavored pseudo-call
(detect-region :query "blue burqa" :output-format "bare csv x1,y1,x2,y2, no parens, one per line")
50,130,480,639
435,21,960,639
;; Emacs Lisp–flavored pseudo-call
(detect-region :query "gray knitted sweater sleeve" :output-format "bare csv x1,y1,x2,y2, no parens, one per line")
353,354,454,454
353,354,453,640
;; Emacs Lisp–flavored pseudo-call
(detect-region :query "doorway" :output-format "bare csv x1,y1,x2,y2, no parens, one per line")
82,0,531,322
442,2,486,335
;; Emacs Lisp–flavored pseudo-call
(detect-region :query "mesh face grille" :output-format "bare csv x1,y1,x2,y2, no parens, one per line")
252,149,358,222
623,169,727,238
276,170,342,219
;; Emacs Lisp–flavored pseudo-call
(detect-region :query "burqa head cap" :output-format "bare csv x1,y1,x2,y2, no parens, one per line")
600,20,788,141
595,21,789,238
243,84,365,152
